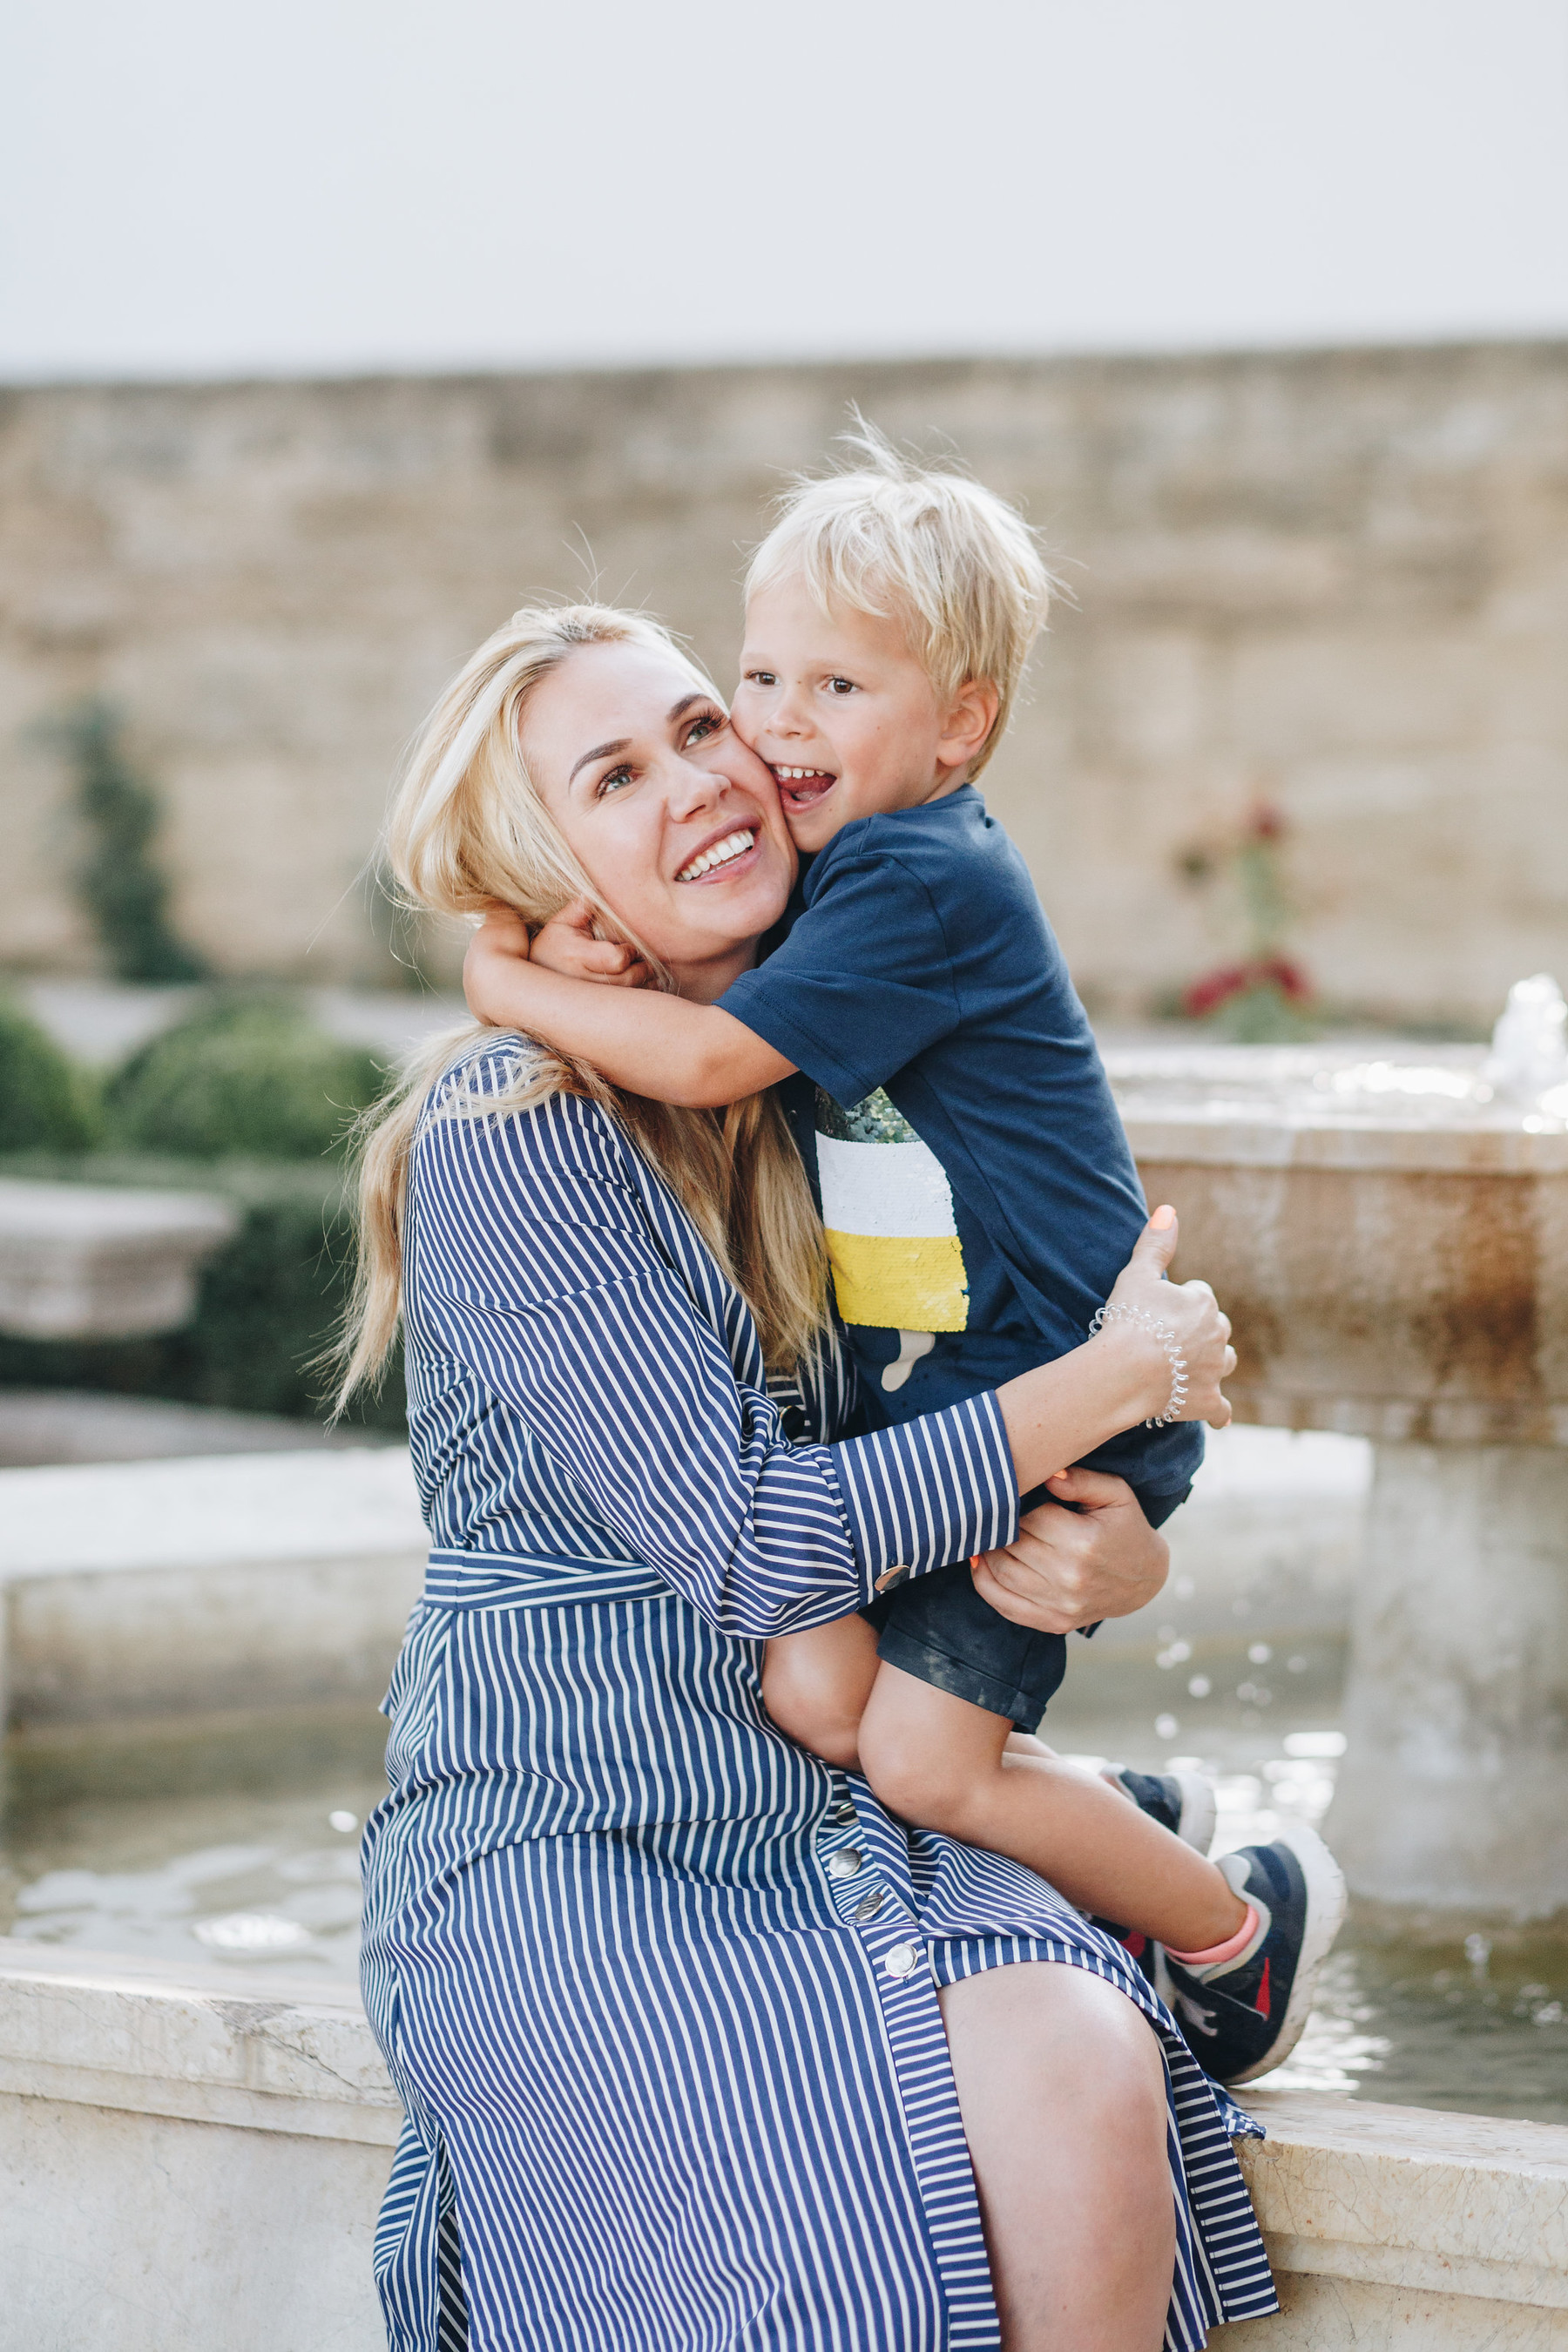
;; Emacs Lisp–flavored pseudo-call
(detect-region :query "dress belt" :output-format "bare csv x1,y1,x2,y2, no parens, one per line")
422,1547,670,1611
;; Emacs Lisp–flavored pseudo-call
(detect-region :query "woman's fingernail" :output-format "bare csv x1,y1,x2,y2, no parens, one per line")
1151,1204,1176,1230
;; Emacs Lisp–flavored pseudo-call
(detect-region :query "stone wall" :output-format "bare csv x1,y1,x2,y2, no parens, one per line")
2,345,1565,1018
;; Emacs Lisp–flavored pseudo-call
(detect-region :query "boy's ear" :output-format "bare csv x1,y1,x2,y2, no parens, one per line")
937,676,1001,773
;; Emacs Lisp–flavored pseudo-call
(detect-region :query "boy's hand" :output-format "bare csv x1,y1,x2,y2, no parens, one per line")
531,896,652,990
463,897,652,1030
463,904,534,1028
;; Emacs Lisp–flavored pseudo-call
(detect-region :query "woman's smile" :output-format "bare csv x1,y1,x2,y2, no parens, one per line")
674,821,761,885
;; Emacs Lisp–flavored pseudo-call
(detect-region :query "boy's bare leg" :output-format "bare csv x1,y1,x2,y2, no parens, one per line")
858,1664,1247,1952
761,1618,881,1767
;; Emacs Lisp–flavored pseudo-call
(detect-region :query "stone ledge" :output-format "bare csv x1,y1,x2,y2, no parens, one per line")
4,1941,1568,2327
0,1939,399,2146
1239,2088,1568,2321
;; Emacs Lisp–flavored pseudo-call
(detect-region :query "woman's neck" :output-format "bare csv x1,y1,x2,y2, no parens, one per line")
667,936,761,1006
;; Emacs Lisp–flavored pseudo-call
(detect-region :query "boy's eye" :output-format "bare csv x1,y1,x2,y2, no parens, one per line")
827,676,857,695
743,669,777,688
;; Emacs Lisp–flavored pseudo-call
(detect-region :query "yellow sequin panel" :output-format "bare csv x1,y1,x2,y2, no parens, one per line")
824,1231,970,1332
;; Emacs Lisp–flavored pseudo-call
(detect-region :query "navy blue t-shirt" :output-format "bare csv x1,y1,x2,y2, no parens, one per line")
720,786,1201,1492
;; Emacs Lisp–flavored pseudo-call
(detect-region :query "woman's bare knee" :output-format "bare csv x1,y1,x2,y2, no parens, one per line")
941,1966,1173,2352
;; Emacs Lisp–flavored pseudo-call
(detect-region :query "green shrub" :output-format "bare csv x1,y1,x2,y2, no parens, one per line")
0,1155,403,1432
0,999,100,1153
105,996,387,1162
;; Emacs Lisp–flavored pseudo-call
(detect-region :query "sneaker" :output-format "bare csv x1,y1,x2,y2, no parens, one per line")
1159,1823,1348,2085
1104,1765,1217,1857
1091,1766,1218,1983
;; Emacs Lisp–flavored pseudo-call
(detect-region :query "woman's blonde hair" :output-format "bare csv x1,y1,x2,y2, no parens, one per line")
745,416,1055,778
334,602,829,1409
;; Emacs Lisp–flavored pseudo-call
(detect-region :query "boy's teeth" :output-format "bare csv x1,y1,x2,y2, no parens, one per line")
677,828,754,882
776,767,833,782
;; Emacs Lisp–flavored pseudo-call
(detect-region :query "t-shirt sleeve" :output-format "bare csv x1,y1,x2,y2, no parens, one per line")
719,847,962,1107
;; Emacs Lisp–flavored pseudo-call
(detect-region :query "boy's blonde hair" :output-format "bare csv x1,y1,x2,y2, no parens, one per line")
744,417,1054,778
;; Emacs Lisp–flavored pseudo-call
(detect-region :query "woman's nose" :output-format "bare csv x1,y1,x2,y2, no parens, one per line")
665,755,725,819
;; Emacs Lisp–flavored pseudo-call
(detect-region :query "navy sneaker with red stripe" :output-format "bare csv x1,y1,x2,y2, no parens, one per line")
1158,1823,1347,2085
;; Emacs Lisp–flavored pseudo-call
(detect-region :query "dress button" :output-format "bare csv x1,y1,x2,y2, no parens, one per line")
854,1889,886,1922
827,1848,863,1880
830,1802,855,1824
884,1942,923,1978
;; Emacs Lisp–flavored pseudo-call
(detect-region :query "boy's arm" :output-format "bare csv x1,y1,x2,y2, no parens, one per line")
463,903,795,1107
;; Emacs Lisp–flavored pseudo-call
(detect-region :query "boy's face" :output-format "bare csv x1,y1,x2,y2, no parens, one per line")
733,575,982,855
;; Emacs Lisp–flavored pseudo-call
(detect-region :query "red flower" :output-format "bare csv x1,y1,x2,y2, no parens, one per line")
1180,956,1315,1019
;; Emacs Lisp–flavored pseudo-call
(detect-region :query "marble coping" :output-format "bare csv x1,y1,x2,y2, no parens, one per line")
1,1937,1565,2326
1121,1106,1568,1174
0,1446,425,1585
0,1448,429,1727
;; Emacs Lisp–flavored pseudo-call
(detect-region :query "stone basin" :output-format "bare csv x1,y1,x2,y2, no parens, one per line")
0,1179,238,1341
1108,1042,1568,1918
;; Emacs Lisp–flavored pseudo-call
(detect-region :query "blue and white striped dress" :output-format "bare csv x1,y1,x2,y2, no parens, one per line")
360,1039,1277,2350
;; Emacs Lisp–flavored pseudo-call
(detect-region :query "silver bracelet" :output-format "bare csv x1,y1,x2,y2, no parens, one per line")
1087,1302,1189,1428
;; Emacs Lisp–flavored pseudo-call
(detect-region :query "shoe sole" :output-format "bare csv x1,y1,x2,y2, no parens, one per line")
1225,1819,1348,2086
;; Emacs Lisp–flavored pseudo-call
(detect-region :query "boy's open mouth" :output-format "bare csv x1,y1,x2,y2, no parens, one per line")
772,765,836,814
675,826,757,884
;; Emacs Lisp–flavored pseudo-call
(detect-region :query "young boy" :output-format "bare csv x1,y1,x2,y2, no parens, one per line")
463,429,1344,2084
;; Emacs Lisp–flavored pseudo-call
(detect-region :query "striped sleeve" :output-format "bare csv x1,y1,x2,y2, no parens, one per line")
825,1392,1017,1585
409,1080,1017,1639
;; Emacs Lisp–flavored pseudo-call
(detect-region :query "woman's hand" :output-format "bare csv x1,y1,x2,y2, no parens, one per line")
1100,1206,1234,1429
970,1468,1170,1634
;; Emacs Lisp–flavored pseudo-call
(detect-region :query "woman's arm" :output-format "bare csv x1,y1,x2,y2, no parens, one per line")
413,1075,1223,1642
994,1205,1230,1490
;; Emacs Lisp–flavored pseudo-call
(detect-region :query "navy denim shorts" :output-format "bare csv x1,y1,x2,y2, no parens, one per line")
862,1481,1191,1731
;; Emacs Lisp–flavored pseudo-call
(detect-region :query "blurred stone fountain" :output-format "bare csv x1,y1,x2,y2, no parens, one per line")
1109,977,1568,1917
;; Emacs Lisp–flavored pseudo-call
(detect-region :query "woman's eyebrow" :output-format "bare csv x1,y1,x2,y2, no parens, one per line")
566,697,708,786
568,737,629,785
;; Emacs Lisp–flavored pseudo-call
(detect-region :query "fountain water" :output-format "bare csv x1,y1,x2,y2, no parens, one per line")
1110,984,1568,1918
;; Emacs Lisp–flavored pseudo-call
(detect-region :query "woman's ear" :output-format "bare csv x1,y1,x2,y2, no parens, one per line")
936,678,1001,774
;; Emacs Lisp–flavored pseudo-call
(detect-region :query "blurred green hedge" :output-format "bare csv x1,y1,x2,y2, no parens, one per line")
0,1154,404,1433
0,998,102,1153
105,995,386,1160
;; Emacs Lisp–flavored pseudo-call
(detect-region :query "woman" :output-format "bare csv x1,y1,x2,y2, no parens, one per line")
340,604,1276,2352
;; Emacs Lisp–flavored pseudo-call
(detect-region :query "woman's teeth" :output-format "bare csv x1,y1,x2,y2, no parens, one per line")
676,828,754,883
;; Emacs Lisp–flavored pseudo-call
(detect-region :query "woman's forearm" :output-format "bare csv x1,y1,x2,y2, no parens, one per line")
995,1324,1161,1490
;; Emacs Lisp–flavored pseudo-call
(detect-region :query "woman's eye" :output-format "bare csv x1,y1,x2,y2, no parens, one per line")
685,711,725,745
597,764,634,797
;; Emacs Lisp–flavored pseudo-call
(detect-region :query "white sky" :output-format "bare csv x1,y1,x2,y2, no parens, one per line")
4,0,1568,381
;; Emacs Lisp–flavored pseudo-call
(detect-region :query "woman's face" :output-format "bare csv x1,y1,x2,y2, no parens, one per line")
523,639,796,1001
